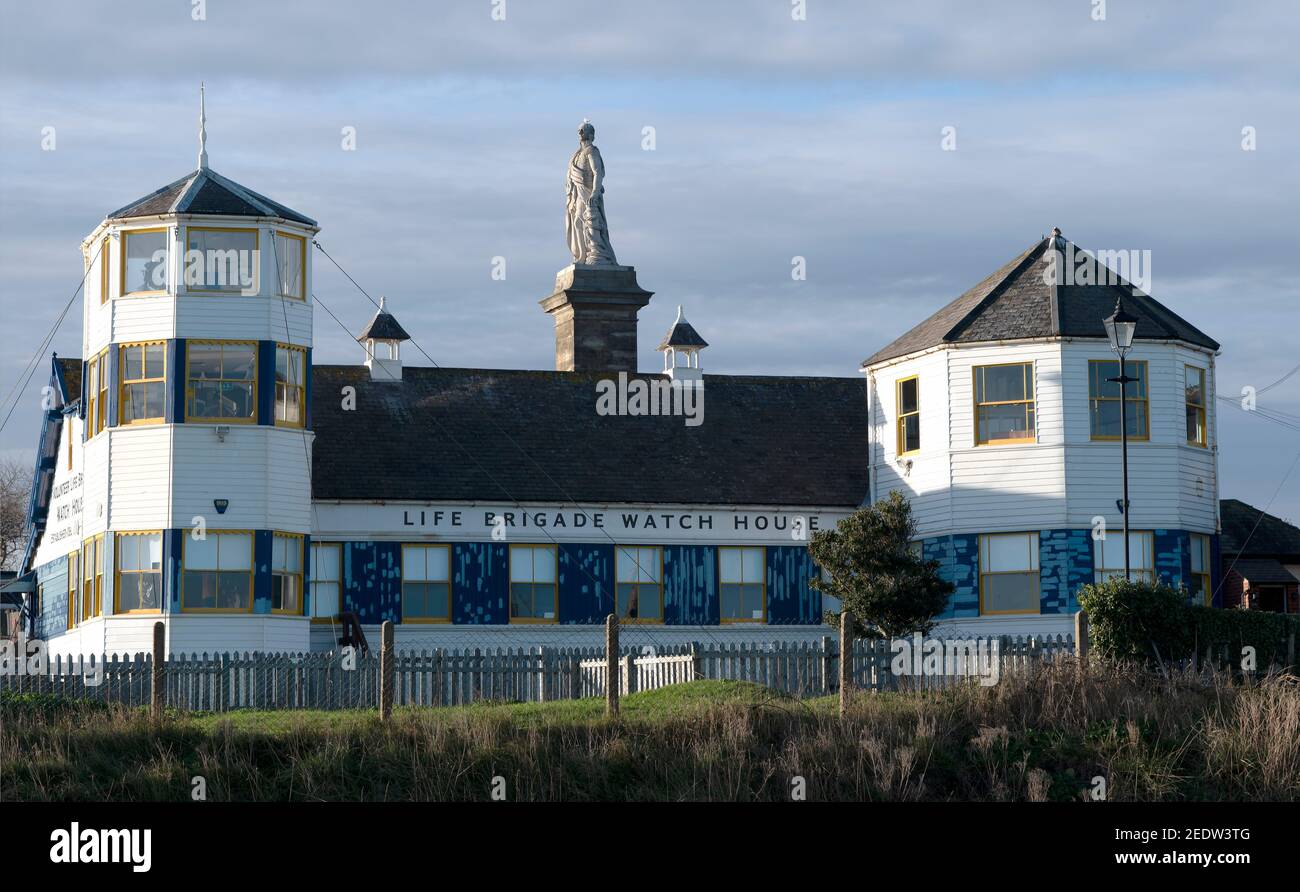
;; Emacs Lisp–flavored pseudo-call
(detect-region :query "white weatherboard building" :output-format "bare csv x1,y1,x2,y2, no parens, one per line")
13,132,1223,657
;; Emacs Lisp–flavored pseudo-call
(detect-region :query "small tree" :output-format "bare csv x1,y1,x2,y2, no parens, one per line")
809,491,953,638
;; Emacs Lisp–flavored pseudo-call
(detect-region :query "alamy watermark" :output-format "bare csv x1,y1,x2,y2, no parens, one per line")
595,372,704,427
1042,240,1151,294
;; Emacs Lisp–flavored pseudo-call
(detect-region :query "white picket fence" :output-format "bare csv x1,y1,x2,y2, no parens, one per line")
0,635,1074,712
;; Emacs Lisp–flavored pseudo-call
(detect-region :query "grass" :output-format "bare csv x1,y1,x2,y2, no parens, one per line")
3,664,1298,801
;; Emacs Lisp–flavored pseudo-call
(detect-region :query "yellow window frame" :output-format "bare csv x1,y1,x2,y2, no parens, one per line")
718,545,767,623
120,227,170,296
184,339,259,424
274,230,307,300
86,349,109,437
978,533,1041,616
400,543,452,624
1088,359,1150,441
181,530,256,614
615,545,665,624
66,551,78,630
1185,365,1207,447
508,544,559,624
114,531,164,614
81,534,104,622
973,362,1037,446
310,542,342,624
99,236,111,304
274,343,307,429
896,375,920,455
184,226,260,294
118,340,167,426
1190,533,1212,606
1093,530,1156,583
271,532,305,616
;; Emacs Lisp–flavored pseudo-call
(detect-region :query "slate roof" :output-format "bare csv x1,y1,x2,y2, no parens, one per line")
658,307,710,350
1227,558,1299,585
358,307,411,342
106,167,316,226
311,366,869,507
55,356,81,405
1220,498,1300,558
863,234,1219,366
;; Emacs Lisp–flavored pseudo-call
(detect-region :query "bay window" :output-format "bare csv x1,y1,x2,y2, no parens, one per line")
115,532,162,613
122,228,168,295
275,231,306,299
978,532,1040,615
1093,531,1155,583
974,363,1036,445
1089,359,1149,440
275,345,306,427
185,227,258,293
186,341,257,422
182,531,253,611
119,341,166,425
271,533,304,614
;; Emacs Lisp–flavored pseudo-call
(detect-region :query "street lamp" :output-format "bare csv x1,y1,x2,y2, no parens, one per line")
1104,296,1139,580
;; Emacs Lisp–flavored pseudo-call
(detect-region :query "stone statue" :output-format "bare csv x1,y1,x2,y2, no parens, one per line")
565,121,619,266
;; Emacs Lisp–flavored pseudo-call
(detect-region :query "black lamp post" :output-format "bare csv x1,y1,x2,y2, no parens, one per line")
1103,297,1139,579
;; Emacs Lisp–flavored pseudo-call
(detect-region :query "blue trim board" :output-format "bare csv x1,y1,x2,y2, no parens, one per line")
257,340,276,425
165,529,184,613
167,338,186,423
253,530,273,614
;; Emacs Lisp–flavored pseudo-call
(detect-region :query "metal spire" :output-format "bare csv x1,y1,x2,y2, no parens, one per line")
198,82,208,170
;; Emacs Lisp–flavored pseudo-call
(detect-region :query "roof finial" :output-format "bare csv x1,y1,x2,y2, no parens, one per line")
379,295,387,311
198,82,208,170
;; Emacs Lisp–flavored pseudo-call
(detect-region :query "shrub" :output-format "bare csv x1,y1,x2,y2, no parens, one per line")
1076,577,1194,665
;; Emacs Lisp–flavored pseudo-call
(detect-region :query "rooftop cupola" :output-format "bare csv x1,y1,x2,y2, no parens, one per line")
658,305,708,382
358,296,411,381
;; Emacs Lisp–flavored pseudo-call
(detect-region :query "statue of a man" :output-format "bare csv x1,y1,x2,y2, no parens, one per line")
566,121,618,266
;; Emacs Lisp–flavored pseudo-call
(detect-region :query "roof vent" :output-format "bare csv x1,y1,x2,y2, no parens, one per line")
658,305,708,381
358,296,411,382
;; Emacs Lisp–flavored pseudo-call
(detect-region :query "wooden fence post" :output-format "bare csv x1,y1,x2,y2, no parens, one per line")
151,621,165,720
839,612,853,718
1074,610,1089,663
605,614,619,717
380,621,394,722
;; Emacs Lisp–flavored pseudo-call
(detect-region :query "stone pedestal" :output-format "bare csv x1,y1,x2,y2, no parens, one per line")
539,264,653,373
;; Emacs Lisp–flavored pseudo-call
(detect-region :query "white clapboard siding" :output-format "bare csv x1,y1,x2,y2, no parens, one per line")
109,426,173,529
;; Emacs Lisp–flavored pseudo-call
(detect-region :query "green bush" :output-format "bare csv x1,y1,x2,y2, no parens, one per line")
1077,577,1194,664
1078,576,1300,670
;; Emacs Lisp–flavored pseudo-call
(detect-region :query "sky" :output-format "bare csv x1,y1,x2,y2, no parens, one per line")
1,0,1298,521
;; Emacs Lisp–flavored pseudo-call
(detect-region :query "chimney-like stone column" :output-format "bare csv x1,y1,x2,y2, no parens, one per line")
539,264,652,372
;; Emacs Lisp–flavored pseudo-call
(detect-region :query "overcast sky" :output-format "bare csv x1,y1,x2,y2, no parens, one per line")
1,0,1298,521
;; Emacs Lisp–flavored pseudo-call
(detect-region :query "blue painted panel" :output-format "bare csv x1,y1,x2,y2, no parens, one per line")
1039,529,1093,614
1154,528,1186,591
950,534,980,617
34,557,70,639
253,529,272,614
766,545,820,625
257,340,275,426
923,536,957,618
558,543,613,624
341,541,402,624
302,534,312,617
452,542,508,624
304,347,313,430
80,360,88,436
663,545,717,625
167,338,185,423
1210,533,1223,608
165,529,183,613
